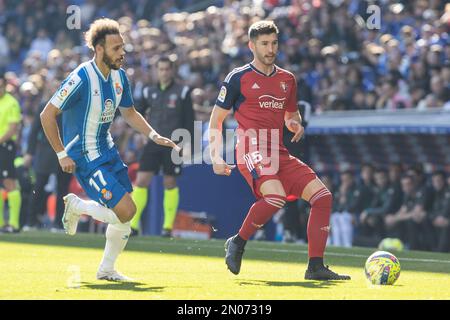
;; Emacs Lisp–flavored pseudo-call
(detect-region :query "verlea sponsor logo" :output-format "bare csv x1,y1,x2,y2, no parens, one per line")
258,95,286,109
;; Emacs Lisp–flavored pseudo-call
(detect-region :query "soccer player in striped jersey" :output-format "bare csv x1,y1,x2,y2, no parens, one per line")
209,20,350,280
40,18,179,281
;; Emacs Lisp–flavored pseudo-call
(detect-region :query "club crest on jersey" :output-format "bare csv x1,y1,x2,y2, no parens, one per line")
280,81,287,92
100,99,115,123
218,85,227,103
101,188,113,200
115,82,122,95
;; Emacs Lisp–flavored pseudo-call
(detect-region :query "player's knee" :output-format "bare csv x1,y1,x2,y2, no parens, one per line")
163,176,177,189
135,172,153,188
117,202,137,223
3,179,17,192
135,178,150,188
310,188,332,207
263,194,287,209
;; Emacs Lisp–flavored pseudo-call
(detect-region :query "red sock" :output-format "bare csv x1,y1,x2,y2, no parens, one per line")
307,188,332,258
238,194,286,240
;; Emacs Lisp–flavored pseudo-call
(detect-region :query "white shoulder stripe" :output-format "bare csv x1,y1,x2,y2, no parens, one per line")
83,63,102,161
50,72,83,109
110,69,123,107
224,64,251,83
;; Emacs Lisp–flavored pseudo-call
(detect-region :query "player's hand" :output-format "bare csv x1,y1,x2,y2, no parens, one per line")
153,135,181,152
59,156,76,174
212,158,235,176
285,119,304,143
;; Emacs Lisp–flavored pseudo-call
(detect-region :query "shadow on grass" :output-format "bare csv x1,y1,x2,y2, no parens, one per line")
1,231,449,274
237,279,340,289
79,281,165,293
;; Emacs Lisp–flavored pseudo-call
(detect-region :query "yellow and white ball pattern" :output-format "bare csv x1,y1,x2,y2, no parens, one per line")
365,251,401,285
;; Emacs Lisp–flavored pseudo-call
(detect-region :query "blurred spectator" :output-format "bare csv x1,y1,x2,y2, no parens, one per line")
356,168,396,247
191,88,212,122
388,162,405,211
406,164,434,212
0,27,10,69
375,77,412,110
330,170,358,247
0,0,448,114
29,29,53,62
429,170,450,252
354,163,376,217
384,174,433,250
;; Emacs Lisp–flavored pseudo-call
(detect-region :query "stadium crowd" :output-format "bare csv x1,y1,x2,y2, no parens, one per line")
277,162,450,252
0,0,449,251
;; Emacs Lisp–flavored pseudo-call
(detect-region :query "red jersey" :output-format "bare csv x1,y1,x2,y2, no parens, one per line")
216,64,316,199
215,63,298,151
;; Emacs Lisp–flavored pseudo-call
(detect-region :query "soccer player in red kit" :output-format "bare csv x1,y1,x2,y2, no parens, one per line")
209,20,350,280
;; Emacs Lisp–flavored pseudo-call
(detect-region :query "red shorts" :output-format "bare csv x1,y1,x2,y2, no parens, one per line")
236,147,317,200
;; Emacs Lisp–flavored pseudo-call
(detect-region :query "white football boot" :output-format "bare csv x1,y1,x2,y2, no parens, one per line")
96,269,133,282
62,193,81,236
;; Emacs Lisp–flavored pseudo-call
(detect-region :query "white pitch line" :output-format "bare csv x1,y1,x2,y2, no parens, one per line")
130,239,450,265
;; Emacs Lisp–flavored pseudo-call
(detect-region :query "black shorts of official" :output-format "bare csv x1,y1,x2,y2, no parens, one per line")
0,140,17,180
138,141,182,176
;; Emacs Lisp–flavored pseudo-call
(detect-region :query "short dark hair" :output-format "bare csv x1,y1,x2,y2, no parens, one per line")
157,56,175,68
248,20,279,41
401,174,414,182
374,167,387,175
432,170,447,179
361,162,374,170
340,169,354,176
85,18,121,51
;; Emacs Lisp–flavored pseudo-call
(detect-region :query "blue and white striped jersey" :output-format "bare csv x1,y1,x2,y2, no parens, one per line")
50,59,133,164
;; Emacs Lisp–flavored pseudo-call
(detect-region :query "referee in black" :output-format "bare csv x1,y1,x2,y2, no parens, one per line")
130,56,194,236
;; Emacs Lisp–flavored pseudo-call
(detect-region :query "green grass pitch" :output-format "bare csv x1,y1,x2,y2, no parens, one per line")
0,231,449,299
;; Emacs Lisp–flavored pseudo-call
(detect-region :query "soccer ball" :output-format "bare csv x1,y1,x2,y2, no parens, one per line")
364,251,401,285
378,238,404,252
